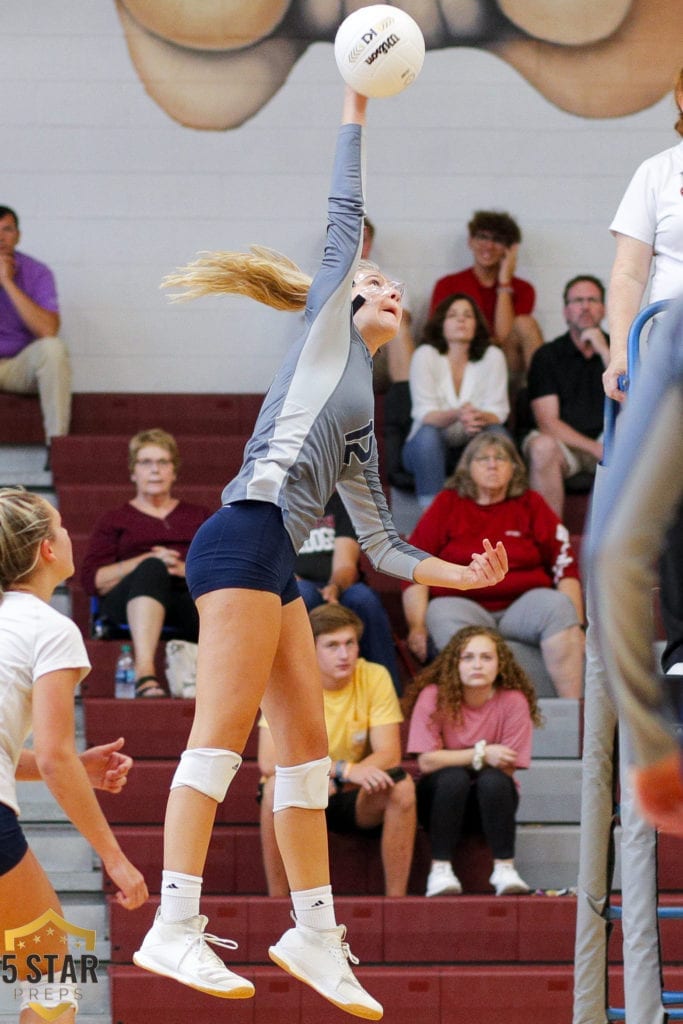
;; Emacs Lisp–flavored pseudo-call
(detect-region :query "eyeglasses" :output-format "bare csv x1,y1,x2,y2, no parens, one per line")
472,454,511,464
566,296,602,306
472,231,508,245
353,273,405,299
135,458,173,469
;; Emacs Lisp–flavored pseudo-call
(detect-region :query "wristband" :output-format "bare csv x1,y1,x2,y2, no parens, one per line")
497,285,514,294
472,740,487,771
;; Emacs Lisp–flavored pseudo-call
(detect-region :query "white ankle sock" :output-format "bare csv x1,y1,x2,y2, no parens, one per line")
291,884,337,931
160,870,202,923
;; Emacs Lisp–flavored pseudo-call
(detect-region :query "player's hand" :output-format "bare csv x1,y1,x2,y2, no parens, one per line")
103,851,149,910
81,738,132,793
462,539,508,589
603,355,627,402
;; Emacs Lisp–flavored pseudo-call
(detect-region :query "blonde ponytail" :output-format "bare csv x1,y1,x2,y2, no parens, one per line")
162,245,313,311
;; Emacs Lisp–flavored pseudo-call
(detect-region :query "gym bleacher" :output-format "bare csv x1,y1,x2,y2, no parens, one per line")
6,390,683,1024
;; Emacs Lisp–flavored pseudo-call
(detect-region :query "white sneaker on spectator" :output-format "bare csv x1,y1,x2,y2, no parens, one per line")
425,862,462,897
133,909,255,998
269,919,383,1020
489,863,530,895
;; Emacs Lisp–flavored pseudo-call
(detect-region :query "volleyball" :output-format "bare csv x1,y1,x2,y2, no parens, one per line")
334,5,425,99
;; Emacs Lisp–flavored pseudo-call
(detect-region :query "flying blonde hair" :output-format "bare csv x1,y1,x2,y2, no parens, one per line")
162,248,380,313
162,245,312,311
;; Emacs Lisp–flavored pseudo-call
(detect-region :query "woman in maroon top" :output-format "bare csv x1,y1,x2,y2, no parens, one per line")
402,431,584,699
80,429,209,697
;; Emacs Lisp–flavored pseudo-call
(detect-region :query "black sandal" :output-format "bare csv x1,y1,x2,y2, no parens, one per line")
135,675,166,698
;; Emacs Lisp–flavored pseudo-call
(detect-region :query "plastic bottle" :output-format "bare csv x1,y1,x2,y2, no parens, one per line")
114,643,136,699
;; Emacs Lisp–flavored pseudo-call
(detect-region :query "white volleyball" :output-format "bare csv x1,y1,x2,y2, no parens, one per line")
334,5,425,99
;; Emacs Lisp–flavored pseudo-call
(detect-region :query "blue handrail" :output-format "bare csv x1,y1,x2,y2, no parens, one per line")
624,298,672,389
602,299,671,467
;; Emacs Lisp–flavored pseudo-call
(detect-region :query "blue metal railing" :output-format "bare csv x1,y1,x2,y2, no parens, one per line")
602,299,671,467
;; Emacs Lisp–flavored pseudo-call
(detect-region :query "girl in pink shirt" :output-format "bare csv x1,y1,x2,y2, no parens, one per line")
405,626,541,896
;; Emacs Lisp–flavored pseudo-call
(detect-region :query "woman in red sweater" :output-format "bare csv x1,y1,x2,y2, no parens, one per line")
402,432,584,698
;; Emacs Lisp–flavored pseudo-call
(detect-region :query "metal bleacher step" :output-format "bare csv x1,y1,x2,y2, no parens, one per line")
518,759,582,823
20,823,102,892
0,443,52,490
533,698,582,758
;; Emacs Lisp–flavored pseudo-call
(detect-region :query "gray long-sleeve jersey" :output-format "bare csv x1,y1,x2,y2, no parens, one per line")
222,124,428,582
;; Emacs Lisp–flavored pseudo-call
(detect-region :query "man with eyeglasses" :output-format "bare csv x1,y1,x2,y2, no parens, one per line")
523,275,609,518
428,209,543,379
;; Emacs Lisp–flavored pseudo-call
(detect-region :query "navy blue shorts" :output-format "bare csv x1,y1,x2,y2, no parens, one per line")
0,802,28,876
186,501,301,604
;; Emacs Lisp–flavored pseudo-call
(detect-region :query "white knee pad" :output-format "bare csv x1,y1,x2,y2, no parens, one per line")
170,747,242,802
20,980,79,1014
273,756,331,812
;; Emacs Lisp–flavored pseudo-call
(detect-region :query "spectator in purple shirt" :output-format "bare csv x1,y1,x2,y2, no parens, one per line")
0,206,71,467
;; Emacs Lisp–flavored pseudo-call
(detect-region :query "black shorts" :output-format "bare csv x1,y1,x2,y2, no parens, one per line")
326,789,382,838
0,802,28,876
186,500,300,604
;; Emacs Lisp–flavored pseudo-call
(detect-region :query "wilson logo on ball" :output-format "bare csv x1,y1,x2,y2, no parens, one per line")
365,33,400,66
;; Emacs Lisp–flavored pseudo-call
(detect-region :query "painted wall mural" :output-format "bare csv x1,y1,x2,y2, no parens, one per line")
115,0,683,129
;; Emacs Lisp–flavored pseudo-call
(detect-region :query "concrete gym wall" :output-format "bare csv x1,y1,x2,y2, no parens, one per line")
2,2,677,392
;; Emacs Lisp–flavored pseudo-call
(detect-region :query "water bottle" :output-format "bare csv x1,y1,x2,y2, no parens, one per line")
114,643,136,699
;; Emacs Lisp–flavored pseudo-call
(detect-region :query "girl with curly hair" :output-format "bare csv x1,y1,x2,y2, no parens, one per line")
404,625,541,897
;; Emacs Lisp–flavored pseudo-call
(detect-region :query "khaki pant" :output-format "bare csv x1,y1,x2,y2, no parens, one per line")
0,336,72,439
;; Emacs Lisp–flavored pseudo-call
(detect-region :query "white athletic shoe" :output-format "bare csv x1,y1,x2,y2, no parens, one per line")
425,862,462,897
269,919,383,1020
489,863,531,896
133,909,255,999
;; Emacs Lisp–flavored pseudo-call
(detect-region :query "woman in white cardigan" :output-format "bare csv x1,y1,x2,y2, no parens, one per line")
402,293,510,507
